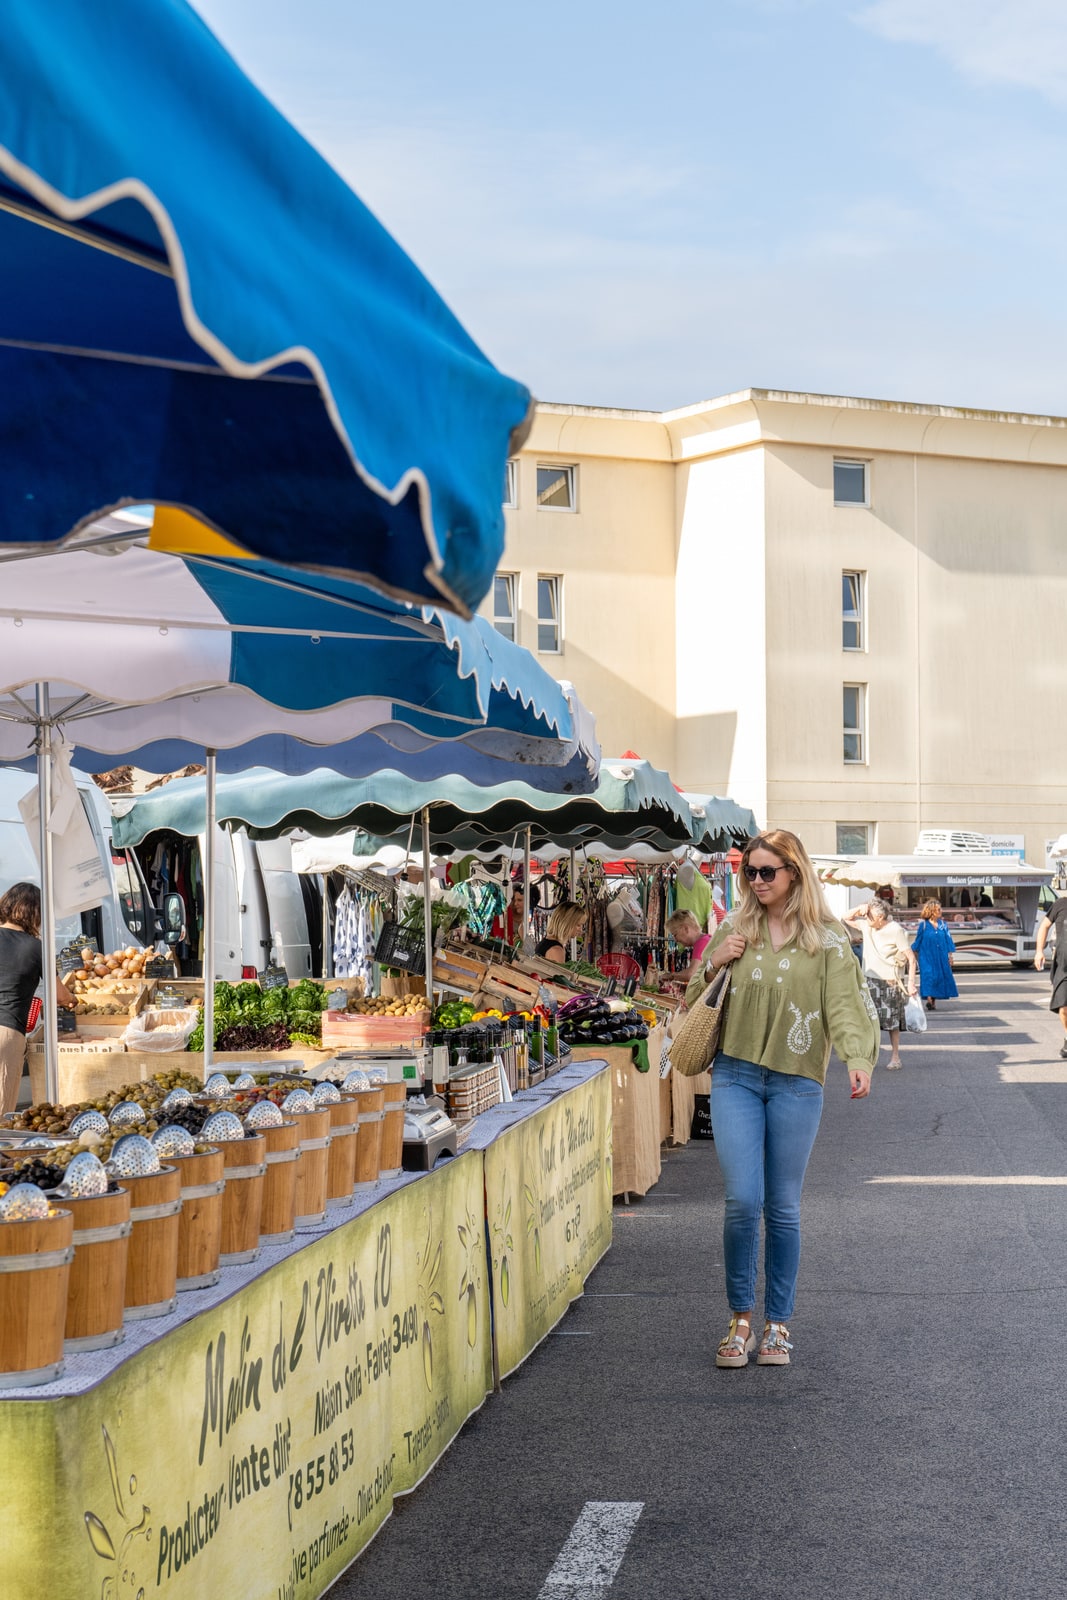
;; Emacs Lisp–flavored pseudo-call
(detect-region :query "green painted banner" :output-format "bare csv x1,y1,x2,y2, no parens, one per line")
4,1149,491,1599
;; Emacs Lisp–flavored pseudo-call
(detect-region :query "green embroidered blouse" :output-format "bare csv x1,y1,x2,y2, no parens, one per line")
688,915,880,1084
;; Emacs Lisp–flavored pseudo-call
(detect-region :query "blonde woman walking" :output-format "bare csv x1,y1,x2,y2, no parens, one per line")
694,831,879,1369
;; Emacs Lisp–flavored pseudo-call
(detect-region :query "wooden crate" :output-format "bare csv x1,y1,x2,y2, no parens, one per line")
320,1013,428,1049
432,949,488,994
68,981,153,1033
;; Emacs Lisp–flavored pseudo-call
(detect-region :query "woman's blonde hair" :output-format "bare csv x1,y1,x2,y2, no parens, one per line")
545,901,586,944
732,831,834,956
665,909,700,938
921,898,942,921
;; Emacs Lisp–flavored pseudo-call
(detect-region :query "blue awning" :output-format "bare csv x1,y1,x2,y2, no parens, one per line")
0,0,530,612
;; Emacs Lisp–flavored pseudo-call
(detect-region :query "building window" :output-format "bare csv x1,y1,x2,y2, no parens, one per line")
537,575,563,653
843,684,866,764
835,822,873,855
503,459,518,508
833,458,868,506
492,573,518,642
536,464,576,511
842,571,865,650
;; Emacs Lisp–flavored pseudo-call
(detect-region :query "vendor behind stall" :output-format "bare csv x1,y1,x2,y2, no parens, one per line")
665,909,713,986
534,901,586,963
0,882,74,1113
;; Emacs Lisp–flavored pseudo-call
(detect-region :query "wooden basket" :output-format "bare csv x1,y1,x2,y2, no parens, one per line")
64,1187,131,1352
124,1166,182,1321
351,1085,385,1193
326,1098,359,1211
292,1108,332,1230
380,1081,407,1178
260,1120,301,1243
0,1208,74,1385
173,1148,225,1291
218,1134,267,1266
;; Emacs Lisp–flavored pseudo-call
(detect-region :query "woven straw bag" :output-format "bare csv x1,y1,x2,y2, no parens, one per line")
670,961,733,1077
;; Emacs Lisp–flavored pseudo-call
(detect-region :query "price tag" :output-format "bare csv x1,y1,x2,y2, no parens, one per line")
259,963,289,991
58,936,97,976
57,1007,77,1034
144,956,177,978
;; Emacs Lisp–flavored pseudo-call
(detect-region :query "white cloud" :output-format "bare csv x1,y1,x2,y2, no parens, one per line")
856,0,1067,100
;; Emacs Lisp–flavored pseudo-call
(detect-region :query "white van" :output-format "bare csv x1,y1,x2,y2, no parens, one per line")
0,769,153,954
122,822,319,982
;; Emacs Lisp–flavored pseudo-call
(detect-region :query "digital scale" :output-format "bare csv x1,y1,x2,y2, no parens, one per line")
330,1048,428,1088
401,1097,457,1171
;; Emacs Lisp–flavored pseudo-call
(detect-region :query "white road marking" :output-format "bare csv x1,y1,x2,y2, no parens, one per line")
537,1501,643,1598
868,1175,1067,1185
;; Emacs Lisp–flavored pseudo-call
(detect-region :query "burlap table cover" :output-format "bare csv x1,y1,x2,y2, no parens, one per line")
567,1038,662,1197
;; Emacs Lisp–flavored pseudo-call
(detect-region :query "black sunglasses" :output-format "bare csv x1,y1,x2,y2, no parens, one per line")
743,863,792,883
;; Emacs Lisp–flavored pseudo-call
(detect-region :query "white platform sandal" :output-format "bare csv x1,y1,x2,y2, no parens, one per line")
716,1314,756,1368
757,1321,793,1365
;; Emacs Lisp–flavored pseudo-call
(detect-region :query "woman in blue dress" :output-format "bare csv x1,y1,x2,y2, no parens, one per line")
912,899,958,1011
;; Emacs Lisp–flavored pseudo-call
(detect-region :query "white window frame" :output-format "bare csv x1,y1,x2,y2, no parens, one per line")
536,574,563,654
491,572,519,642
835,822,874,855
843,683,867,765
842,570,866,651
536,463,577,512
503,459,518,509
833,458,869,507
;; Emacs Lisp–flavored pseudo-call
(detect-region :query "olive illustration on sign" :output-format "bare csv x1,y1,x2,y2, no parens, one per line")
466,1282,478,1348
490,1194,515,1311
534,1227,543,1275
422,1322,433,1389
416,1209,446,1394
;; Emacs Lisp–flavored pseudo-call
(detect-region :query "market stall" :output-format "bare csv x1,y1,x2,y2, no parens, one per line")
820,853,1053,966
0,1059,611,1597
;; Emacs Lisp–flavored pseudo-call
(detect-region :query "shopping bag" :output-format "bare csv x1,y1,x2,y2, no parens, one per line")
904,995,927,1033
670,962,732,1076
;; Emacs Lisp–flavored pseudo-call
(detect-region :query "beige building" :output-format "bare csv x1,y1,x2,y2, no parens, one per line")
486,389,1067,863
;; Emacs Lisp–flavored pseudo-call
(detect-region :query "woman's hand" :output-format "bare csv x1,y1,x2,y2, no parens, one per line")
709,933,746,970
849,1069,872,1099
1035,951,1046,971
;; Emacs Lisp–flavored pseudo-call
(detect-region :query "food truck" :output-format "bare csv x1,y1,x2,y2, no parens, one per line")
817,852,1053,967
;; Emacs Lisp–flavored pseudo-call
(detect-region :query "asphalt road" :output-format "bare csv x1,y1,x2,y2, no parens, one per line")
331,969,1067,1600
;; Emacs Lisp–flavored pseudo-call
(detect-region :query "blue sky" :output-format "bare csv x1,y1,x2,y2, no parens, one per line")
197,0,1067,414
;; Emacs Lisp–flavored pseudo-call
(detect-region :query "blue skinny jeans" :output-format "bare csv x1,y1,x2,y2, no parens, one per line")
710,1054,824,1322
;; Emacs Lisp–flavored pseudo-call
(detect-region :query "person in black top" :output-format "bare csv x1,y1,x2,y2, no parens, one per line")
1035,897,1067,1057
0,882,74,1113
534,902,587,964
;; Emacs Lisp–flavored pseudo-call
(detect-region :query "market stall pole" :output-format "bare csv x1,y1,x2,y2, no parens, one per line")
524,825,532,945
203,750,217,1070
422,806,434,1008
35,683,58,1103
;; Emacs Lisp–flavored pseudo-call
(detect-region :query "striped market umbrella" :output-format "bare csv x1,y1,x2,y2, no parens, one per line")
0,0,530,613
